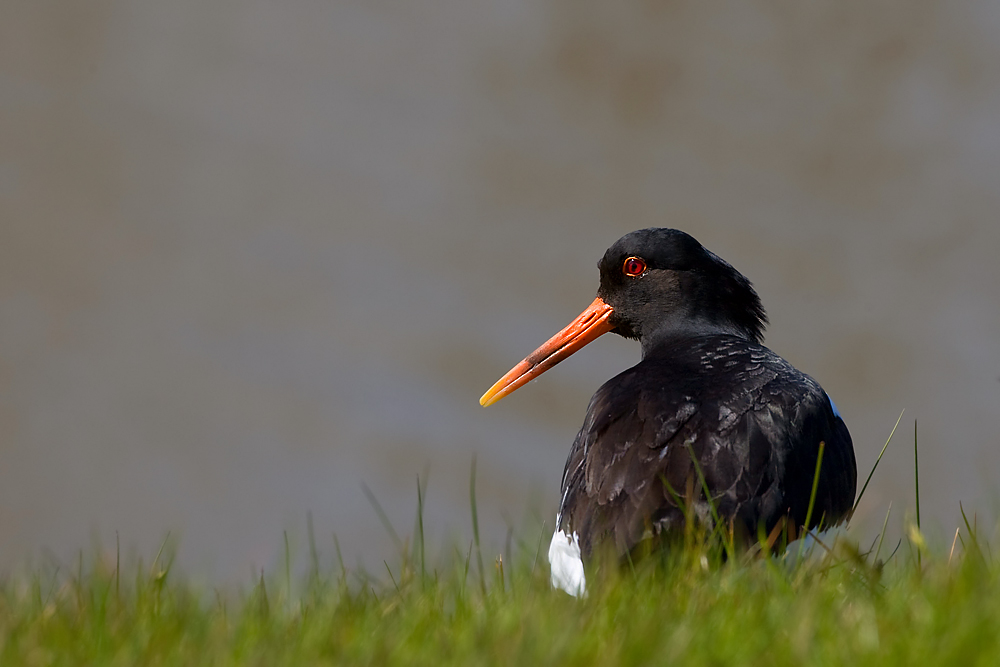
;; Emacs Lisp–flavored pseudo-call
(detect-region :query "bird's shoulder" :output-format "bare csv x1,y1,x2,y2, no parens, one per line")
579,335,828,441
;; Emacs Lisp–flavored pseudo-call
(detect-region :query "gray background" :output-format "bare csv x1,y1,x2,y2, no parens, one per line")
2,0,998,579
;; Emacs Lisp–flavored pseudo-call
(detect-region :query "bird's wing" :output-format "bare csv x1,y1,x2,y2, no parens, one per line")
556,341,856,557
740,363,856,535
556,367,707,557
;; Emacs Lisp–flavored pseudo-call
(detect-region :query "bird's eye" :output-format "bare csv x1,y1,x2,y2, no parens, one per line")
622,256,647,277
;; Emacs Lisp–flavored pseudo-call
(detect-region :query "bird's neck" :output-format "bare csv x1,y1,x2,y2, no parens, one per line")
639,317,751,359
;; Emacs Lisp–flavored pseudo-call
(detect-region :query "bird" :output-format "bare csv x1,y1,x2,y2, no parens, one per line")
480,228,856,596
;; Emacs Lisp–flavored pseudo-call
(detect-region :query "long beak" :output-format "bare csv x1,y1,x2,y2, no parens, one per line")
480,297,615,407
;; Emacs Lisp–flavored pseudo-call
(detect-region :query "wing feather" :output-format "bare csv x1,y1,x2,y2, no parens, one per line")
555,336,856,557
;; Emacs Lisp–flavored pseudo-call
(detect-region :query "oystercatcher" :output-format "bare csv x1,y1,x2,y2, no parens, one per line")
480,228,856,595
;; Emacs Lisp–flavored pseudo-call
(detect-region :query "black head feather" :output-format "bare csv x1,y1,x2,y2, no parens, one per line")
596,229,767,353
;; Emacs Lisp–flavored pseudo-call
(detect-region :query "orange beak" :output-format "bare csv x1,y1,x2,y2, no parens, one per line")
480,297,615,407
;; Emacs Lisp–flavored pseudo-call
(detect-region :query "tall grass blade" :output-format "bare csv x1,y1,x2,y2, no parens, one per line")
283,530,291,600
362,482,404,557
256,570,269,617
684,445,720,527
333,533,347,586
470,456,486,595
384,561,400,594
852,409,904,516
415,474,426,586
659,473,697,553
874,502,892,564
959,502,985,563
531,521,546,576
913,420,920,530
797,441,826,562
306,511,319,582
115,530,120,604
684,443,734,558
948,527,960,565
659,473,694,523
76,549,83,608
463,541,473,594
151,531,171,576
887,538,903,562
504,524,513,581
914,420,921,569
624,548,638,581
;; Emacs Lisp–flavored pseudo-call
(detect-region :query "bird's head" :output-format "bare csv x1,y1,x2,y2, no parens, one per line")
480,228,767,406
596,228,766,347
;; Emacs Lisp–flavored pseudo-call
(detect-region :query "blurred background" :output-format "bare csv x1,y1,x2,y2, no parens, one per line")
2,0,998,580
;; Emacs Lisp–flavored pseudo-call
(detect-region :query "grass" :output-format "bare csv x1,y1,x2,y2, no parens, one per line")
2,525,1000,665
2,423,999,665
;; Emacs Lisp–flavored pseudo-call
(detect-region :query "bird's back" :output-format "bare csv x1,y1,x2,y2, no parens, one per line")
556,334,856,557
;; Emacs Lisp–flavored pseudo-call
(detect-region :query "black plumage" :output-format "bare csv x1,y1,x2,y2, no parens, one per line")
482,228,857,559
560,335,855,556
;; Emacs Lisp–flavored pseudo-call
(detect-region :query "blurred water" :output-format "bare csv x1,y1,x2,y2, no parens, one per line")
1,0,999,579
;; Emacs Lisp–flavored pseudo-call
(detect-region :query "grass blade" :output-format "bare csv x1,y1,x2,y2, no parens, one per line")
797,441,826,562
306,511,319,582
151,531,171,576
874,502,892,564
470,456,486,596
495,555,505,593
852,409,904,516
362,482,404,557
283,530,291,601
948,527,960,565
115,531,120,604
384,561,400,594
531,521,546,577
684,445,720,528
959,502,985,563
333,533,347,586
684,443,734,558
415,474,426,586
913,420,920,530
914,420,921,569
462,541,473,594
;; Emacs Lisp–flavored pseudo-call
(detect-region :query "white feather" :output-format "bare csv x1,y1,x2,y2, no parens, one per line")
548,528,586,597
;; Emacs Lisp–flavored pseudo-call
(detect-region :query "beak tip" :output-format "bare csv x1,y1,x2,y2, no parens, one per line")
480,377,510,407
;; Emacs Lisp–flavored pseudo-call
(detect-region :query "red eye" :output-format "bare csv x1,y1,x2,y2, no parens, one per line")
623,256,646,277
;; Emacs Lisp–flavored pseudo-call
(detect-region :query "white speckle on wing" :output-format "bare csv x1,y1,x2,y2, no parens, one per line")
548,527,586,597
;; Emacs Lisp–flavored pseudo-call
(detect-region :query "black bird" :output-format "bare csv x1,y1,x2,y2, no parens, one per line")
480,228,856,595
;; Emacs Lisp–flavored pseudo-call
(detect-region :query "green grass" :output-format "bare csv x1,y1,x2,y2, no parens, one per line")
2,421,998,665
1,519,999,665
